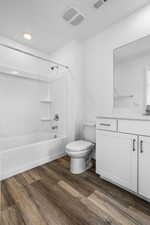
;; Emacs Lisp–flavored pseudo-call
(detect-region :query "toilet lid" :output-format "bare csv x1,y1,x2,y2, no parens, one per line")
66,140,93,152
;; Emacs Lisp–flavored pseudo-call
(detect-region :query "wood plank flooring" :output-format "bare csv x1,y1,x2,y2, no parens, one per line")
0,157,150,225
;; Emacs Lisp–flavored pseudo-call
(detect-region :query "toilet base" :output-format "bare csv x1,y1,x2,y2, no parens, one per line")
70,157,92,174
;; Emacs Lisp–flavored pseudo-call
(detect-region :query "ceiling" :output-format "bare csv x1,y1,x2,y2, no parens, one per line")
0,0,149,54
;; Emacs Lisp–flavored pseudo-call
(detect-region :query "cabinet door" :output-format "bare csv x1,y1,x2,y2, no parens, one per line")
139,136,150,200
96,130,137,192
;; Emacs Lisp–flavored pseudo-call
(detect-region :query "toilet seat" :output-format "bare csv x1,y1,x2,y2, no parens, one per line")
66,140,93,152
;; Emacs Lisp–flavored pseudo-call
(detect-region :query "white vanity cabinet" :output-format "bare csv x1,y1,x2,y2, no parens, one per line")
96,116,150,202
96,130,137,192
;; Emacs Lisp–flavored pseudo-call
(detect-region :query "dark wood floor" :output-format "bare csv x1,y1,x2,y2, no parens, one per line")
1,157,150,225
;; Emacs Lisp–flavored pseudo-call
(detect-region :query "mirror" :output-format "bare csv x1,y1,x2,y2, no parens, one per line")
114,35,150,115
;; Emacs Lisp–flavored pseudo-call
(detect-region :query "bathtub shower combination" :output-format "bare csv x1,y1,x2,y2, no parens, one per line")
0,133,67,180
0,43,70,180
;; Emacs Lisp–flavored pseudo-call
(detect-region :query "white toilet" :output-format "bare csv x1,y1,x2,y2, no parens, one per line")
66,123,95,174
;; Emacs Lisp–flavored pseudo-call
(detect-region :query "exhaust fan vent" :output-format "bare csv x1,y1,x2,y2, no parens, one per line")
63,8,78,21
94,0,108,9
63,8,84,26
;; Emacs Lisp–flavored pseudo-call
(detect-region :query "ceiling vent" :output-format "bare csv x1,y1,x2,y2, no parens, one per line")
94,0,108,9
63,8,84,26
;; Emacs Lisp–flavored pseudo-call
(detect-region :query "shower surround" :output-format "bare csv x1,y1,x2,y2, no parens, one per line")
0,43,69,181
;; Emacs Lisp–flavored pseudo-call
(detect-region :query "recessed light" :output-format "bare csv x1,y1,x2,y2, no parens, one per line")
23,33,32,40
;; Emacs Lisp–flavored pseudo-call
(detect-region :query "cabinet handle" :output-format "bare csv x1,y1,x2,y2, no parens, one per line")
140,140,144,153
133,139,136,152
100,123,111,127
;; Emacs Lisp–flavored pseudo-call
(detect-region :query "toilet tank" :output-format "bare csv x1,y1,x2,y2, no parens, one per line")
82,122,96,143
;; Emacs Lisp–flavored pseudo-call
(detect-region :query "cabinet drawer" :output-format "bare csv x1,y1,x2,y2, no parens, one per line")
118,120,150,136
96,118,117,131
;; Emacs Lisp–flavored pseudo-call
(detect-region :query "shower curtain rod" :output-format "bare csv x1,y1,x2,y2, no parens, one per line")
0,43,69,69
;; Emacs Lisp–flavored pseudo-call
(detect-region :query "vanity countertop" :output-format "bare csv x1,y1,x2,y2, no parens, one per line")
96,113,150,121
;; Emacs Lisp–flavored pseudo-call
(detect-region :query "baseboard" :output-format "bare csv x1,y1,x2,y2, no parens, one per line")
1,152,66,181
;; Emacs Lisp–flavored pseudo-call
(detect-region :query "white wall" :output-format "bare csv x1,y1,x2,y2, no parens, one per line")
50,40,84,140
84,4,150,121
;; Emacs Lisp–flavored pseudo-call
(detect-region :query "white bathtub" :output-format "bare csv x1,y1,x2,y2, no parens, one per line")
0,132,67,180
